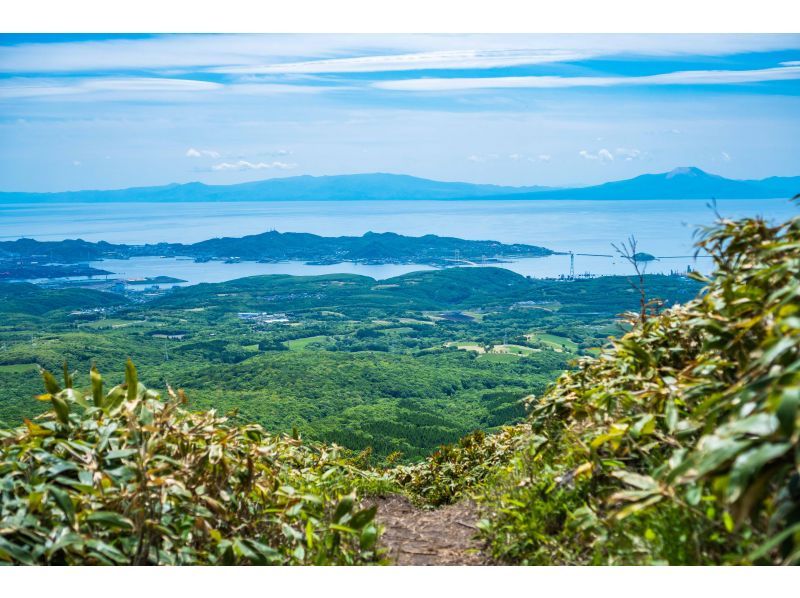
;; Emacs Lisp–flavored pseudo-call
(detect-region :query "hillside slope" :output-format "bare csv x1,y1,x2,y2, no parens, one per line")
396,206,800,565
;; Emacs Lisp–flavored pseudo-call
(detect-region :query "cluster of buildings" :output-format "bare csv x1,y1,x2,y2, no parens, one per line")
237,312,291,325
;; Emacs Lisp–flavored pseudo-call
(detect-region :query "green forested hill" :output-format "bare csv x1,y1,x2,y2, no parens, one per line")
0,231,552,272
0,267,698,459
0,282,125,316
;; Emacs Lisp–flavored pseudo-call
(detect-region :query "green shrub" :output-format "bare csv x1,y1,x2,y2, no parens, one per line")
390,425,529,506
0,360,382,565
479,207,800,564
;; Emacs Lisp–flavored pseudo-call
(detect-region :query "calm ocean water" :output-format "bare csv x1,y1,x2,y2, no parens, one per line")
2,198,795,281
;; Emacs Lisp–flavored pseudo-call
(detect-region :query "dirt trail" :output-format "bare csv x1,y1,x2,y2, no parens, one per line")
370,495,488,565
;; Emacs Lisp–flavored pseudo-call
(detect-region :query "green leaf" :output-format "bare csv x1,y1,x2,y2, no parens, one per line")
90,365,103,407
631,414,656,438
717,413,778,439
349,505,377,530
85,511,134,530
85,539,128,564
776,387,799,436
684,437,752,479
41,369,61,395
360,525,378,550
611,470,659,491
727,442,792,502
333,494,354,523
665,400,679,433
62,361,73,389
104,385,126,413
305,519,314,549
760,336,797,365
125,359,138,403
0,537,34,565
722,511,734,533
51,393,71,425
748,522,800,561
49,486,75,525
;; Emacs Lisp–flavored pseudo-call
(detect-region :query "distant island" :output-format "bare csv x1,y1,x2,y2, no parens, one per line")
0,231,556,279
1,167,797,203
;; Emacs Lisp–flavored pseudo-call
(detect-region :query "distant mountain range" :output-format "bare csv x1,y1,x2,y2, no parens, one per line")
1,168,798,203
0,174,549,203
482,167,800,200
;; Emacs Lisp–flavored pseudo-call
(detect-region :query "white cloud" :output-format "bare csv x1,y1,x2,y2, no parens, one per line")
466,153,500,163
721,151,732,161
1,34,797,74
781,61,800,66
72,160,81,167
226,83,338,95
374,65,800,91
210,49,592,75
579,148,614,162
615,147,643,160
474,152,553,163
186,148,221,158
0,77,222,99
211,160,296,171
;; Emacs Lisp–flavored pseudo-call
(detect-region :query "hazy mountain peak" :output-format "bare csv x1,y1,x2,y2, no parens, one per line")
666,166,708,179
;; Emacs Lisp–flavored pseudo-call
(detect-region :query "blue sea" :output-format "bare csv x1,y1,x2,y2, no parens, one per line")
1,198,795,282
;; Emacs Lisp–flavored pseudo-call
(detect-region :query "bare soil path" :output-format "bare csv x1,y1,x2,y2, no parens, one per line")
370,495,488,565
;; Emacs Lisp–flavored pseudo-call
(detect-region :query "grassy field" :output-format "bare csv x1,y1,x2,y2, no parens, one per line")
0,363,38,373
285,335,330,351
526,332,579,352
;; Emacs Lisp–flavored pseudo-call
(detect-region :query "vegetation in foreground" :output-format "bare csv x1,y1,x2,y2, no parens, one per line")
2,209,797,565
399,207,800,565
0,362,385,565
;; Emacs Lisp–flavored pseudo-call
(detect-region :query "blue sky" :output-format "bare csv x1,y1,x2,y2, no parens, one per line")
0,33,799,192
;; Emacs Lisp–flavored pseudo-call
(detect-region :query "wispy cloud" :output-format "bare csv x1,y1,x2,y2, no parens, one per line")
466,153,499,163
374,66,800,91
211,160,296,171
579,149,615,162
209,49,591,75
469,152,554,164
615,147,643,161
186,148,221,158
2,34,797,74
0,77,222,99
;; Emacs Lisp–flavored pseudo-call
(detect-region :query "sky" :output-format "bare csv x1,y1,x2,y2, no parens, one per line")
0,33,799,192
